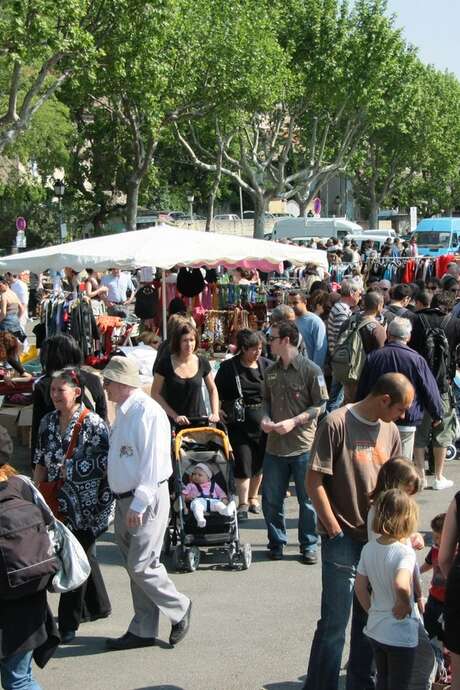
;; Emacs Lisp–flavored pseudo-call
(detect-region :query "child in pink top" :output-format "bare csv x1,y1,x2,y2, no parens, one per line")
182,463,235,527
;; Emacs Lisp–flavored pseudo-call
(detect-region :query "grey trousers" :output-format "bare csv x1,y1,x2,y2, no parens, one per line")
114,482,189,638
398,428,415,462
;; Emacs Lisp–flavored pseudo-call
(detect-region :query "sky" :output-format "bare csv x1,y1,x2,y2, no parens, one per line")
386,0,460,78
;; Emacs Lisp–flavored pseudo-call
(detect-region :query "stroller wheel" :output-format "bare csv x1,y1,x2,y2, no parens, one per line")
241,543,252,570
446,444,457,461
173,545,186,572
184,546,200,572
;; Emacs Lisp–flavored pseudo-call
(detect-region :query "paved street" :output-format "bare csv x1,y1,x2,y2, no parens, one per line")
22,454,460,690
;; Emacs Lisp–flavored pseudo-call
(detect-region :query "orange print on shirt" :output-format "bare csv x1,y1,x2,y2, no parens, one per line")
354,445,387,466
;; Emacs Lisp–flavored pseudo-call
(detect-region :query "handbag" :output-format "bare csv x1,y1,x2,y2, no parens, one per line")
222,359,246,424
15,476,91,594
48,520,91,594
38,408,90,519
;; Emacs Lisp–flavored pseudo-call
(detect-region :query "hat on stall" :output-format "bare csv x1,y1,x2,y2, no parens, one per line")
176,268,205,298
103,356,141,388
192,463,213,480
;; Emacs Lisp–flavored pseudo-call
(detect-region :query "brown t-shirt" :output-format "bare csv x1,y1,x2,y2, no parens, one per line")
310,404,401,542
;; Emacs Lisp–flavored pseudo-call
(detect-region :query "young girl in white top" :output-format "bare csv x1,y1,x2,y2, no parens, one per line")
355,489,420,690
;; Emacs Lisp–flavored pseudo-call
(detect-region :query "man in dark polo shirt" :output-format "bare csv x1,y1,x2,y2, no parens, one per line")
261,320,329,564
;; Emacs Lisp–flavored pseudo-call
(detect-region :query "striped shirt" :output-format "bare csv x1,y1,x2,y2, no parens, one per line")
327,301,352,354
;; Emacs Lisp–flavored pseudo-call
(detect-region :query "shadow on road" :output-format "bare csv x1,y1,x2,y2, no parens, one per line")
264,678,304,689
54,636,171,658
132,686,185,690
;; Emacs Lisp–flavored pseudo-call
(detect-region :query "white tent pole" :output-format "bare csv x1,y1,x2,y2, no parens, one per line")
161,268,167,339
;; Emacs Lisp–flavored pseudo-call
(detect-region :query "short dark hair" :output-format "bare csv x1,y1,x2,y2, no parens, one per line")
168,297,187,316
363,290,384,312
431,512,446,533
50,366,83,403
415,290,432,308
236,328,263,352
431,290,457,313
41,335,83,376
273,320,299,346
170,321,199,355
370,372,414,404
441,275,458,291
309,280,328,294
392,284,412,301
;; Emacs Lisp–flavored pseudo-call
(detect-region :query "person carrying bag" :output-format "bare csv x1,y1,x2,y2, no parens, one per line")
33,367,113,644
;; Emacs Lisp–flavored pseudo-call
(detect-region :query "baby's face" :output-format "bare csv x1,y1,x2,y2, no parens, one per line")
191,469,208,484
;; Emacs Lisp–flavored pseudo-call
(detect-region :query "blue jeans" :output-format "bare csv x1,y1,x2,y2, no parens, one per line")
0,651,42,690
326,377,344,413
261,452,317,552
303,532,375,690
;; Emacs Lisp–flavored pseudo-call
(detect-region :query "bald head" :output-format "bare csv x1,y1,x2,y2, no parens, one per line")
370,373,414,406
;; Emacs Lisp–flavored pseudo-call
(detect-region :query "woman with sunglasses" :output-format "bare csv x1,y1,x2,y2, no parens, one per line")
33,367,113,643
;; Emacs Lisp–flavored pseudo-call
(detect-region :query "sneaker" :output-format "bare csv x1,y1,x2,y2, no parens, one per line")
267,547,283,560
300,549,318,565
432,476,454,491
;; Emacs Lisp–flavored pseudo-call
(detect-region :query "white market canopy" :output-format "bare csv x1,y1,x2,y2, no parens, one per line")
0,224,328,273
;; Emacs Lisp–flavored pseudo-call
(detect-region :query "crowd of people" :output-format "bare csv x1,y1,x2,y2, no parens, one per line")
1,255,460,690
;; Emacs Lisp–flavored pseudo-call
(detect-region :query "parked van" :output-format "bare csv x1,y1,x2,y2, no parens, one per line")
413,217,460,257
362,228,396,239
272,217,362,242
343,233,387,252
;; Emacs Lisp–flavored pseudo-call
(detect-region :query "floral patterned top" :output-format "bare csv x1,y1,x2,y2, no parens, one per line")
34,405,114,537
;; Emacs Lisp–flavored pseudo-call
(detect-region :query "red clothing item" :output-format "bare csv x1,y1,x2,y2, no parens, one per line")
402,259,416,283
435,254,455,279
426,546,446,603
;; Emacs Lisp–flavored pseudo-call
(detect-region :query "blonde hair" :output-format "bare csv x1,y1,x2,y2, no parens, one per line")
0,463,17,482
372,488,419,540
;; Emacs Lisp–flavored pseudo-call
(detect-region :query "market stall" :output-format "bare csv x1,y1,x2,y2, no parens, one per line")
0,225,328,443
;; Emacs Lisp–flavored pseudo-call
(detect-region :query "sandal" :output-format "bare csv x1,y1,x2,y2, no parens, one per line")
248,497,261,514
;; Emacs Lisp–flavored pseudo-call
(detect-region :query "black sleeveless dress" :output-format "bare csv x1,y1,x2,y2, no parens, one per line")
444,491,460,654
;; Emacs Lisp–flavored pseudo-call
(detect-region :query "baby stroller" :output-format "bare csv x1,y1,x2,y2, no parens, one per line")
169,425,252,572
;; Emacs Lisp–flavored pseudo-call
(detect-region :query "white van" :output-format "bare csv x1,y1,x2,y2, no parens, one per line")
343,233,388,252
272,217,362,242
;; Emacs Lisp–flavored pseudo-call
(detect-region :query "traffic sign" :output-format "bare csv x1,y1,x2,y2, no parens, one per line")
15,217,27,231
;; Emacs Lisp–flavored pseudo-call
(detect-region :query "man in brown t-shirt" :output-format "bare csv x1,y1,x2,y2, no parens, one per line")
303,372,414,690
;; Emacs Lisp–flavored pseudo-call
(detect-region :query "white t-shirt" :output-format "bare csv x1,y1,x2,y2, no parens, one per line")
357,539,419,647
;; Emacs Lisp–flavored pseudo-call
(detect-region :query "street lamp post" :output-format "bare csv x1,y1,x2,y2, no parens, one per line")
53,179,65,242
187,194,194,222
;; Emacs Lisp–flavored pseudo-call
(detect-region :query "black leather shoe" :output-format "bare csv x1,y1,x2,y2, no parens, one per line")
60,630,76,644
169,601,192,646
105,632,156,651
267,547,283,560
300,550,318,565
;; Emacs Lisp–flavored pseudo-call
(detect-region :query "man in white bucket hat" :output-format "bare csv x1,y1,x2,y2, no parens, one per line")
103,356,191,650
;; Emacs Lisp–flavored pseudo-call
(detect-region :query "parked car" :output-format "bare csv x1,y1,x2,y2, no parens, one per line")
214,213,240,221
243,211,274,220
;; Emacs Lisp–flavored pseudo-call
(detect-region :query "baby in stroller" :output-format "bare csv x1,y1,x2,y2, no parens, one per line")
182,463,236,528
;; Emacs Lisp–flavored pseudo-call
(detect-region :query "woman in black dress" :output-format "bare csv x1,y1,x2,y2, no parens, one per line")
215,329,270,520
151,321,219,425
439,491,460,689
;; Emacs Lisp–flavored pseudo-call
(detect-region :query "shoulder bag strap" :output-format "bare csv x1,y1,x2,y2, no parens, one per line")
231,358,243,399
64,408,90,462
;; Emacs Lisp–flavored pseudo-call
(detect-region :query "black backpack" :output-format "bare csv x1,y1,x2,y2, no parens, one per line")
134,284,158,319
418,314,452,393
0,476,59,599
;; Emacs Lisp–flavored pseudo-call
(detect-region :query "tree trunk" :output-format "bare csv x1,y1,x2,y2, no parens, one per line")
205,194,215,232
253,194,266,239
368,199,379,229
126,178,140,232
298,197,308,217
